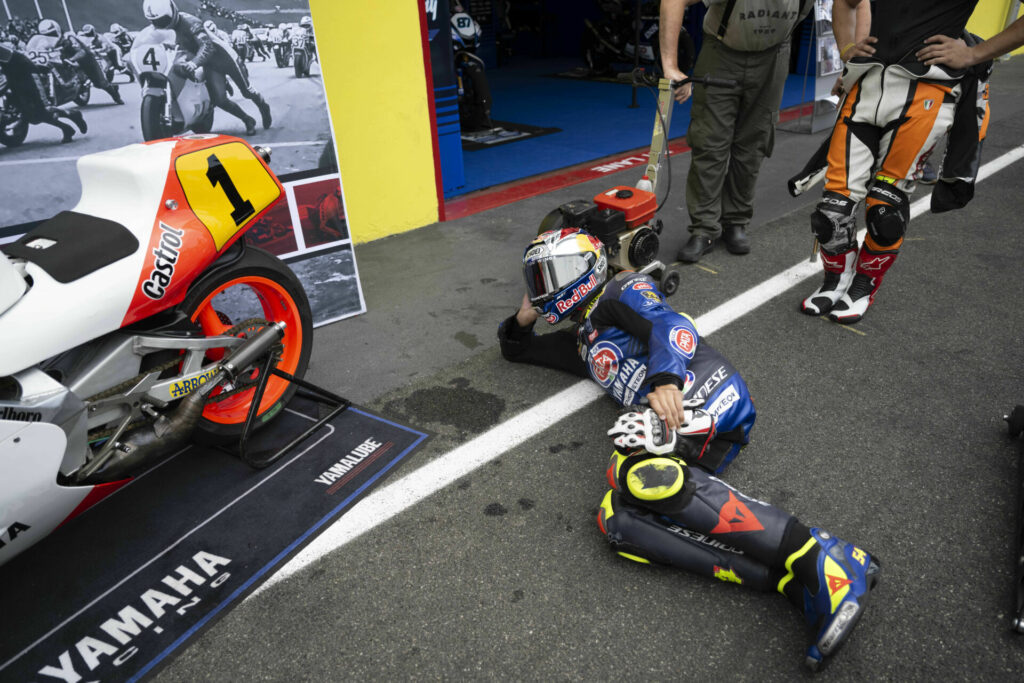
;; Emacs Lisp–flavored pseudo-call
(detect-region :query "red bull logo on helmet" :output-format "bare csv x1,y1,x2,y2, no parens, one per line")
556,274,599,314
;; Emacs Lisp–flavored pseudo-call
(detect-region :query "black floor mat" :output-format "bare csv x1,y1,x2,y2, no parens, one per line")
0,398,429,682
461,121,562,150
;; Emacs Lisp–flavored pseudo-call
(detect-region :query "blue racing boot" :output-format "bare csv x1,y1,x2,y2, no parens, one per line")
800,528,881,671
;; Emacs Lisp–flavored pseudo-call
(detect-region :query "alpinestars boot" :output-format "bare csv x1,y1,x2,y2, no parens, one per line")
801,248,856,315
799,528,881,670
828,245,898,324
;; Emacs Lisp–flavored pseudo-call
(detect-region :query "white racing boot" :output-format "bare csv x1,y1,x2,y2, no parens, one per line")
801,248,856,316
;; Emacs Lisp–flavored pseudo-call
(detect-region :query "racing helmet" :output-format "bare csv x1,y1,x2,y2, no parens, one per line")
300,15,312,28
79,24,96,37
110,23,125,35
38,18,61,37
523,229,607,324
143,0,178,30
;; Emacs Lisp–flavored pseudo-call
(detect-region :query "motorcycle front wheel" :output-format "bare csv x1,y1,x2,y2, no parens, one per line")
293,51,307,78
180,245,313,442
0,101,28,147
458,60,492,131
140,94,173,141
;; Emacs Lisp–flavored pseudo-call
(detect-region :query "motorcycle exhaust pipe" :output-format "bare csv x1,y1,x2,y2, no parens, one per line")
77,323,286,484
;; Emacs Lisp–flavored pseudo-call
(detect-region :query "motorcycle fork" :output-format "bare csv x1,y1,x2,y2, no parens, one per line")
163,81,174,127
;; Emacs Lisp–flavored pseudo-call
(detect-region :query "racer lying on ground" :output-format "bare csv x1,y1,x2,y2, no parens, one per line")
497,228,881,669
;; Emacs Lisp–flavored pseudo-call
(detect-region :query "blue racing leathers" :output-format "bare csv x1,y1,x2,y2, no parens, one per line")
498,271,755,473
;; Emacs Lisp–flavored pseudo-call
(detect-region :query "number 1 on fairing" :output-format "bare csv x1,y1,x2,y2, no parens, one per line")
205,153,255,225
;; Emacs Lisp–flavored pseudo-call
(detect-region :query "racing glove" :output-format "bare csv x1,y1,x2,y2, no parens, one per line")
608,405,716,459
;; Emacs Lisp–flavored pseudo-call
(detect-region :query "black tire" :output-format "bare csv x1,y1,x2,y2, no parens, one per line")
660,269,680,297
140,93,170,141
458,60,492,131
0,98,29,147
179,246,313,443
293,50,307,78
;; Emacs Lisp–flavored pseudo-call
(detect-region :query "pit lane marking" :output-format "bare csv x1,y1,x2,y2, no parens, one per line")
253,143,1024,595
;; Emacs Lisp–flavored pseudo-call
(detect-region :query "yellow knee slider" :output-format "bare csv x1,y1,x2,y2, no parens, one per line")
625,456,686,502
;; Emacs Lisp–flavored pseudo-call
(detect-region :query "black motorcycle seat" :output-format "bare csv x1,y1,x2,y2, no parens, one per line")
1,210,140,284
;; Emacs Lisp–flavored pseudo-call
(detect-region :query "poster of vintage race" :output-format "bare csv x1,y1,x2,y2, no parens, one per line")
0,0,364,326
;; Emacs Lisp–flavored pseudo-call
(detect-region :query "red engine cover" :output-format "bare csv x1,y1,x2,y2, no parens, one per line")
593,186,657,227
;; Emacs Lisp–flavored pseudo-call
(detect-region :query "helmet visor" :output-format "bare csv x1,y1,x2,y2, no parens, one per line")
524,253,593,304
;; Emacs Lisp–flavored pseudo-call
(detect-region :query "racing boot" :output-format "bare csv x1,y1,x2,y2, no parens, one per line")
109,84,124,105
801,248,855,316
827,244,898,324
56,119,76,143
66,108,88,134
242,113,257,136
781,528,881,670
254,94,272,129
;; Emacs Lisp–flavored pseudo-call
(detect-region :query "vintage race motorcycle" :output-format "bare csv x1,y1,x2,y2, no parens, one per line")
0,70,29,148
291,26,315,78
451,6,492,131
0,133,313,567
129,25,215,141
23,34,92,107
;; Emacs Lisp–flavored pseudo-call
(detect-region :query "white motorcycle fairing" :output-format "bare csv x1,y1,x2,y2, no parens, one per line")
0,419,92,566
0,141,176,377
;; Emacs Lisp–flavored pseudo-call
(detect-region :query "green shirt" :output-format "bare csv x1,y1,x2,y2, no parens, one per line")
703,0,811,51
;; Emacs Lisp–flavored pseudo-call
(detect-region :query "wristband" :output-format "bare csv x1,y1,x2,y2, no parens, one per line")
840,42,856,61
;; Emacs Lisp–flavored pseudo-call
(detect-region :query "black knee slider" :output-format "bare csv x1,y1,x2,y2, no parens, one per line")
811,191,856,247
865,182,909,247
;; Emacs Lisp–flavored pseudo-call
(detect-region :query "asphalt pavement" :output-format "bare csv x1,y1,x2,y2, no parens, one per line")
154,57,1024,681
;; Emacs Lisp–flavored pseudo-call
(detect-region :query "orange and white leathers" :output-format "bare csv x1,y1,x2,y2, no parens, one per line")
827,64,961,210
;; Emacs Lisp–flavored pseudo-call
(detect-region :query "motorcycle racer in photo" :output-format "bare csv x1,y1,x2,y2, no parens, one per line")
79,24,119,70
142,0,272,136
497,228,881,669
79,23,128,83
0,40,88,143
38,18,123,105
298,15,316,59
108,22,134,57
203,19,231,45
244,24,270,62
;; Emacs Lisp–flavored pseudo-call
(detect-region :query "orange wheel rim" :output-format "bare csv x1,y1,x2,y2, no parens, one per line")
190,275,304,424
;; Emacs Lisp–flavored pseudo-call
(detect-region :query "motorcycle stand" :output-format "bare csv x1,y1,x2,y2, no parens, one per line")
226,352,351,469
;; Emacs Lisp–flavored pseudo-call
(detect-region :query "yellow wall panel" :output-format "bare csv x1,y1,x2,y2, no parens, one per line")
968,0,1024,55
311,1,440,243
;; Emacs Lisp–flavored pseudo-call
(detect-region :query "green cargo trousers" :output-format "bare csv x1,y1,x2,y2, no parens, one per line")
684,35,790,238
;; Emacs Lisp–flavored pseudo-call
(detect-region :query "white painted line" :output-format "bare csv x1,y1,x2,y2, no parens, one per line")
254,143,1024,594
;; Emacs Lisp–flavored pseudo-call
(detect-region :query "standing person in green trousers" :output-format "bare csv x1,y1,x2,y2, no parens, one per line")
660,0,813,263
